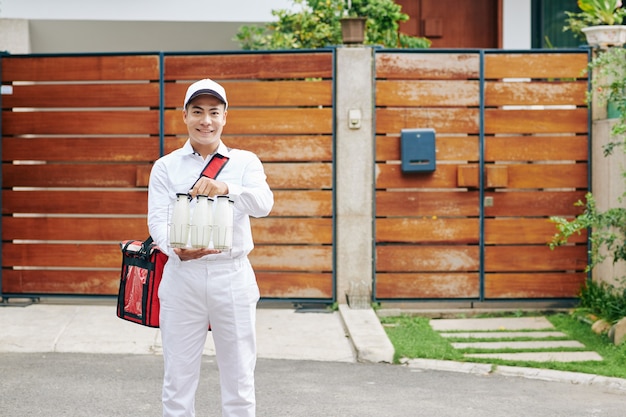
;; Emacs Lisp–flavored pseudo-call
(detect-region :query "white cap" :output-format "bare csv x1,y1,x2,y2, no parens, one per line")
183,78,228,109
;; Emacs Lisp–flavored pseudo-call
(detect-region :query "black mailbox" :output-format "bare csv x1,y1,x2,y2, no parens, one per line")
401,128,436,173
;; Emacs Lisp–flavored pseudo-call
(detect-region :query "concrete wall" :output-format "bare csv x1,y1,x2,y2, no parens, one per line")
591,118,626,288
0,0,535,54
1,19,250,53
0,19,30,53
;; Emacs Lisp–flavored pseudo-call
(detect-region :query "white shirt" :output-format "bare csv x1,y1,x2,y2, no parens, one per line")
147,139,273,261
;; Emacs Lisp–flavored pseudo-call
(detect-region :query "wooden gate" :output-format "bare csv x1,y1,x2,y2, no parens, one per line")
1,49,590,302
374,50,589,302
0,51,335,301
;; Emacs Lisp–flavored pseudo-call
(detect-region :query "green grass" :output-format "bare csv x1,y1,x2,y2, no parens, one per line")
380,312,626,379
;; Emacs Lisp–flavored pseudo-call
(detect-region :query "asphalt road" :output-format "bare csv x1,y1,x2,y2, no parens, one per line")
0,353,624,417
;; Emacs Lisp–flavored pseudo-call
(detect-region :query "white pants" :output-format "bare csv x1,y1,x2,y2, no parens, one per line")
158,256,260,417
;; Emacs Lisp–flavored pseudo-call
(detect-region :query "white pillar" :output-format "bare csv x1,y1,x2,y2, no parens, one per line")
335,46,375,305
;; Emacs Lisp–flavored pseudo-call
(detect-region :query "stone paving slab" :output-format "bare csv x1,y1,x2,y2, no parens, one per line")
440,331,567,339
465,351,603,362
430,316,554,331
0,304,357,362
451,340,585,350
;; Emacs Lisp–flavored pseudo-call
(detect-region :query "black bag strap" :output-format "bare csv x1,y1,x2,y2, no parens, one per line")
140,236,154,256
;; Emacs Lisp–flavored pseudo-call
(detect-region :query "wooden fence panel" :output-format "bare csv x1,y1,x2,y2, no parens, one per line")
163,51,335,300
1,51,335,300
482,51,589,300
374,51,481,300
1,54,161,297
374,50,589,302
1,49,589,303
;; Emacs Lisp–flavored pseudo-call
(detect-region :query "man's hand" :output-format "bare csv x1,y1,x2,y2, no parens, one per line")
189,177,228,198
174,247,222,261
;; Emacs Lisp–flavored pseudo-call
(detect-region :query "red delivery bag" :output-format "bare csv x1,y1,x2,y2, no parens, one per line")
117,237,167,328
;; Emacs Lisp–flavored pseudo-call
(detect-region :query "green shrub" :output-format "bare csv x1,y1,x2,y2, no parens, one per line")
578,279,626,323
234,0,431,50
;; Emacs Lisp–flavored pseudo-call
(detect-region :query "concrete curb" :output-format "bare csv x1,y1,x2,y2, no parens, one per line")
405,358,626,393
338,304,395,363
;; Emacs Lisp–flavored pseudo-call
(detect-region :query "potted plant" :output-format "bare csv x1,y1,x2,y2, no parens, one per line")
340,0,367,44
564,0,626,47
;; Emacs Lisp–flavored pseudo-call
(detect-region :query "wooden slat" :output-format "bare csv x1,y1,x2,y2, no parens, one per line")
375,53,480,80
3,190,332,217
257,272,333,299
485,81,587,106
2,243,333,270
164,135,333,162
2,270,118,295
250,245,332,272
264,163,332,189
376,218,479,244
376,164,463,189
229,136,333,162
484,245,588,272
376,191,480,217
2,217,148,241
376,246,479,272
2,216,330,245
164,108,333,135
485,218,587,245
484,273,586,299
504,163,587,189
3,137,160,162
375,273,479,299
376,80,479,106
484,191,587,217
376,108,479,134
376,135,479,162
2,268,335,298
484,53,588,80
2,243,121,268
3,164,146,188
165,80,333,108
252,218,332,245
2,190,148,215
484,108,588,134
2,111,159,135
2,55,160,82
135,162,334,190
2,83,160,109
485,136,588,161
164,53,333,80
271,190,332,217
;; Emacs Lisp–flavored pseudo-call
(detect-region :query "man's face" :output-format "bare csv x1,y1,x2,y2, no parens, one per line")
183,95,227,151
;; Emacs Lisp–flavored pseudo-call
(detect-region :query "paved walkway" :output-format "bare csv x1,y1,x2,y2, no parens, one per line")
430,316,603,362
1,300,624,394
